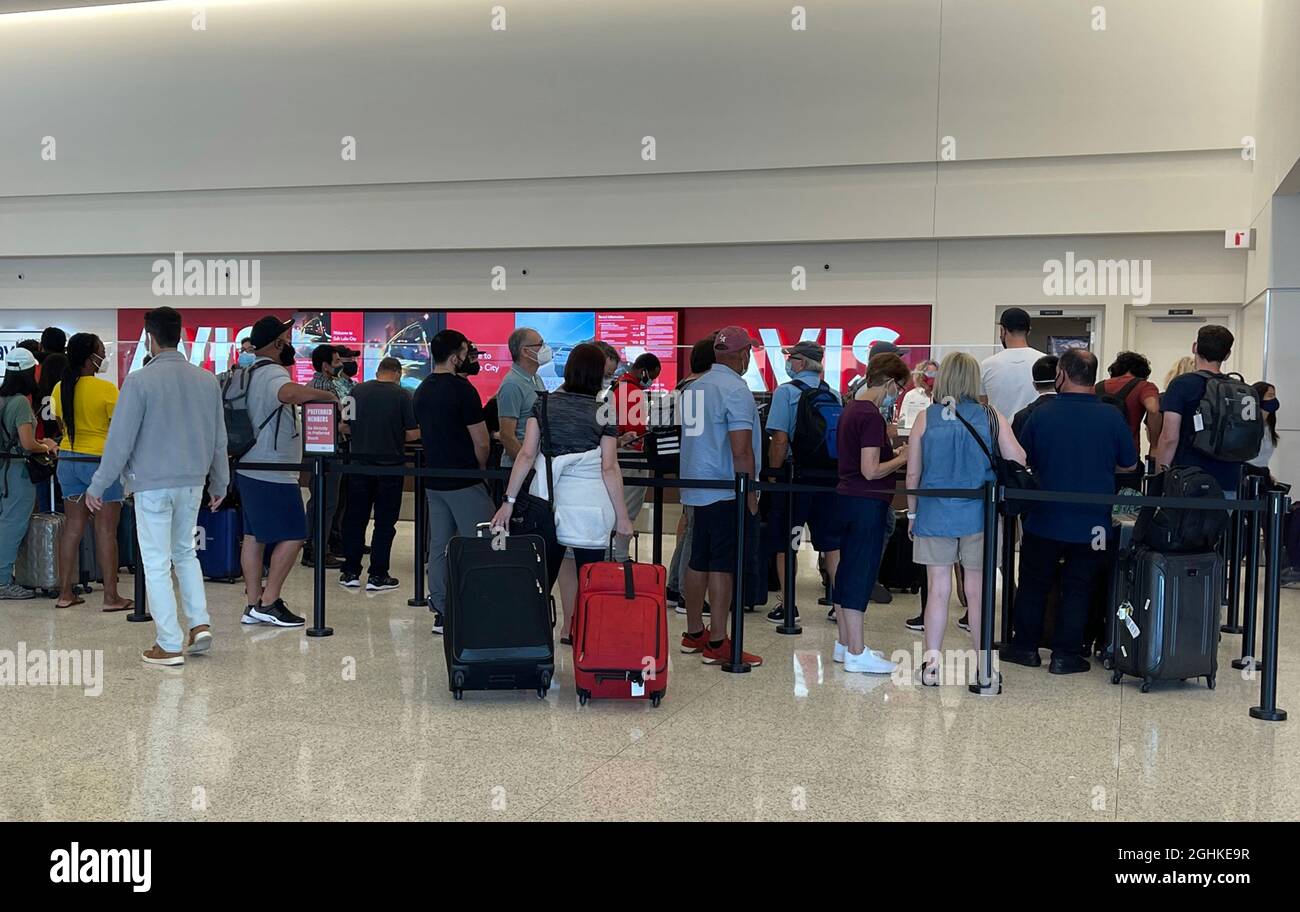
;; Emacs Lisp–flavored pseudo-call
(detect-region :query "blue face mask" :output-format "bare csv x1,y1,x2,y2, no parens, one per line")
237,352,256,368
1263,398,1280,413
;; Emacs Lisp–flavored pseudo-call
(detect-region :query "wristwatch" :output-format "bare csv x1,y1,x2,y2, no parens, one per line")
906,512,917,520
505,495,517,504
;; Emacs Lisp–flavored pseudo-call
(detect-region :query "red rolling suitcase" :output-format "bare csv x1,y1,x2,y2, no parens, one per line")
573,559,669,707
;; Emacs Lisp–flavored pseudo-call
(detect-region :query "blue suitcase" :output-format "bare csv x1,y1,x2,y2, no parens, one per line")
197,508,243,582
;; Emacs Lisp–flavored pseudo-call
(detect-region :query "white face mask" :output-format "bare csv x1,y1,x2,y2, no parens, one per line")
532,344,554,366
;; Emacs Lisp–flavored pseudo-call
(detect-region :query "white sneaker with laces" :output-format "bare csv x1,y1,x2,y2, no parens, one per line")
843,648,898,675
833,641,845,663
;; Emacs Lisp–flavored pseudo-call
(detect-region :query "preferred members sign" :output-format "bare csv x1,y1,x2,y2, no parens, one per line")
680,305,932,394
302,401,337,455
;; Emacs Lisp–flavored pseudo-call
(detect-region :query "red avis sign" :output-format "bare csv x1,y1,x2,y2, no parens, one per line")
680,305,932,392
116,308,295,381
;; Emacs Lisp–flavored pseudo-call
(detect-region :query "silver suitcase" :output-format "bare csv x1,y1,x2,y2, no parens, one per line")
16,513,63,595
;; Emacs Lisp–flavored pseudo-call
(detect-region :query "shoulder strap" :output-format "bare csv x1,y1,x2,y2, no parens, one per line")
952,404,998,473
1117,377,1142,401
537,391,555,510
790,378,810,393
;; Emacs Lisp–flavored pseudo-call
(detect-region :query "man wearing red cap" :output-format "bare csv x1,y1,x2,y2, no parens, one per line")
677,326,764,667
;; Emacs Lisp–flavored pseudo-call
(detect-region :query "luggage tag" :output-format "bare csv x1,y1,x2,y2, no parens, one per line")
630,680,646,697
1193,413,1205,432
1123,599,1147,639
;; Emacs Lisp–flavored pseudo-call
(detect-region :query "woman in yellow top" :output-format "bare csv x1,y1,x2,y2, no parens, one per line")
51,333,132,612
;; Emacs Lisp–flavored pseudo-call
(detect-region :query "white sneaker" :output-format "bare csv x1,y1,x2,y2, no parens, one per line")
843,648,898,675
833,641,845,663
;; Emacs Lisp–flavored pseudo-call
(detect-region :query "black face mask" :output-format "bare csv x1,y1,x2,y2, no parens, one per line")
278,342,296,367
457,359,481,376
342,361,358,378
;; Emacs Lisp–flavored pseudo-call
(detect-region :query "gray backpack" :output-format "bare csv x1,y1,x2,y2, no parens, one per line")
221,361,284,459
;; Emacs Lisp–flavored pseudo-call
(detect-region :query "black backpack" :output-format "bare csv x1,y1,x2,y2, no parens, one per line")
1134,466,1228,553
1095,377,1142,422
1190,371,1263,463
221,361,285,459
789,379,843,472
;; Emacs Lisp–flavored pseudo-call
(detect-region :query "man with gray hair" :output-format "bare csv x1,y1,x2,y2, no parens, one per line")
496,327,549,467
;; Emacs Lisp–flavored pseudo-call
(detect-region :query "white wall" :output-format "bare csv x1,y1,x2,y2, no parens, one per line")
0,308,118,383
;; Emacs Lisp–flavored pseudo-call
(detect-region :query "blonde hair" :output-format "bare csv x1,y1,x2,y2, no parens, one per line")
1163,355,1195,389
912,359,939,388
932,351,982,405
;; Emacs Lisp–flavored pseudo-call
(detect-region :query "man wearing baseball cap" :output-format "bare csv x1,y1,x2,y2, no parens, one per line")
234,316,338,628
763,339,842,625
980,307,1046,419
677,326,764,667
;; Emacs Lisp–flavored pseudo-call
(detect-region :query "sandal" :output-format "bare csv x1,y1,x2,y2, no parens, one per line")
54,597,85,609
920,660,940,688
101,599,134,613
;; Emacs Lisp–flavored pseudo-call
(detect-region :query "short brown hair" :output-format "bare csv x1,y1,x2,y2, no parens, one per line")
376,357,403,375
866,352,910,388
562,342,608,396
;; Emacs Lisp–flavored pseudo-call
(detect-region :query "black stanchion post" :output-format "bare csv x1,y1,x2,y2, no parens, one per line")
652,467,664,567
995,512,1015,649
1250,489,1288,722
306,455,333,638
1233,474,1264,670
125,516,151,623
776,462,801,635
1143,456,1157,494
722,472,752,674
969,481,1001,696
408,448,429,608
1222,474,1246,633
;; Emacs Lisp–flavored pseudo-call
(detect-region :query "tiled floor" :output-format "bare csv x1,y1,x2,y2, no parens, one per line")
1,527,1297,821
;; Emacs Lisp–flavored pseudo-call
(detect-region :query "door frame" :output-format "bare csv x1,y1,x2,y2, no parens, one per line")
994,303,1107,357
1126,306,1239,362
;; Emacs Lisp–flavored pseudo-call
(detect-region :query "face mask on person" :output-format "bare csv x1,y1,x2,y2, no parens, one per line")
1263,398,1280,414
237,352,256,368
456,350,481,376
785,359,800,377
530,344,553,366
921,370,936,389
90,352,105,374
278,340,296,367
342,361,358,378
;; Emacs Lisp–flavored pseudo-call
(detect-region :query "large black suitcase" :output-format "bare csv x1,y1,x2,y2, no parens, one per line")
444,531,555,700
1109,547,1221,692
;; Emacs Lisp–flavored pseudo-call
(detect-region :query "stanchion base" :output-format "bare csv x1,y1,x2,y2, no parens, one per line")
306,626,334,638
1249,706,1288,722
774,625,802,635
1220,624,1244,635
721,661,752,674
1231,656,1259,670
817,596,832,607
126,613,153,623
407,598,429,608
967,671,1002,697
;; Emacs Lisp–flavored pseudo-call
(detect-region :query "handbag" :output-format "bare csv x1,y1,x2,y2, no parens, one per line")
508,392,557,540
954,404,1037,517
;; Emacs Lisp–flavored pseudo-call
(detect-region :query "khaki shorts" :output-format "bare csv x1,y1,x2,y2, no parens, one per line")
914,533,984,571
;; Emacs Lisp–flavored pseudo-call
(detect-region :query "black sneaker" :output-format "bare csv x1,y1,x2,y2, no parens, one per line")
957,611,970,632
766,602,798,623
431,612,445,635
302,551,344,569
240,604,262,626
827,606,837,622
338,572,361,589
249,599,305,628
666,588,682,608
904,613,924,631
871,582,894,604
366,574,400,592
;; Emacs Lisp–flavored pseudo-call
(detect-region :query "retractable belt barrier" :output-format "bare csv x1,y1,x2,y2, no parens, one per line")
11,451,1286,720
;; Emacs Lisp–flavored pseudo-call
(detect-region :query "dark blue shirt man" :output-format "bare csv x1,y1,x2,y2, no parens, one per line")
1155,324,1243,495
1001,348,1138,676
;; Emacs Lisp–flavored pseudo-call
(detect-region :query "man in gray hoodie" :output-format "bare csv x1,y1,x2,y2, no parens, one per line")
86,307,229,667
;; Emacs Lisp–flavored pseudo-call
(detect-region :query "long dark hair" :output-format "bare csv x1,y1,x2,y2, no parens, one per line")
1253,381,1278,446
61,333,101,448
37,352,67,436
0,366,37,399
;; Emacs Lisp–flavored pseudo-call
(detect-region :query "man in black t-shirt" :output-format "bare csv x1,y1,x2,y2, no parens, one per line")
338,357,419,592
1155,324,1243,495
412,331,493,634
1011,355,1058,440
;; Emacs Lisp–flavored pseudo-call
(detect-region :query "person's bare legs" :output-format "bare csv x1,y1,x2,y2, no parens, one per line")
260,540,303,605
922,563,953,660
706,571,733,642
56,497,90,606
94,501,127,608
241,536,265,606
962,566,986,684
557,557,577,637
842,607,865,654
684,566,708,634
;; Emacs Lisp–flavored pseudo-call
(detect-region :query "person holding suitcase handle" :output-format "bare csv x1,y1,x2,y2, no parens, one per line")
0,348,60,600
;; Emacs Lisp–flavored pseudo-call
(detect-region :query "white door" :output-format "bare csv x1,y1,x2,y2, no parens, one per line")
1131,311,1235,390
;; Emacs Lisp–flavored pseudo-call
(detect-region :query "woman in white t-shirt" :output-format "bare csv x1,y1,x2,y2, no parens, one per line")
897,359,938,435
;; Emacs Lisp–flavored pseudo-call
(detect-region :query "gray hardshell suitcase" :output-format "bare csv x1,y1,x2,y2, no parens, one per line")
1110,547,1221,692
15,480,64,595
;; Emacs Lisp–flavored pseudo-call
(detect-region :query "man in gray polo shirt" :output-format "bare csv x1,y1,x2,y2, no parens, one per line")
678,325,765,668
496,326,549,468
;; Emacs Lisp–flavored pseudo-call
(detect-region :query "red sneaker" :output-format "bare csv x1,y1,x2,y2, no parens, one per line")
680,629,710,654
702,638,763,667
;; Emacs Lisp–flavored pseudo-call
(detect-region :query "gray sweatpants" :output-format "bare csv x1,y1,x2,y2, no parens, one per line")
426,485,495,614
613,467,648,562
667,505,695,594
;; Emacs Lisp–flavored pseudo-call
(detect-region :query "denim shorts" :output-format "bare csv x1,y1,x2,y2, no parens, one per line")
831,496,889,612
57,451,124,502
237,474,307,544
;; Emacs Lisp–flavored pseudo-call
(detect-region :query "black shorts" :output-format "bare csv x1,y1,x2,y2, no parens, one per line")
763,490,842,554
689,498,760,575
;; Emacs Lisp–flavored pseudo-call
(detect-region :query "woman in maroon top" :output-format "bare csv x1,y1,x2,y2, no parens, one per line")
831,353,911,674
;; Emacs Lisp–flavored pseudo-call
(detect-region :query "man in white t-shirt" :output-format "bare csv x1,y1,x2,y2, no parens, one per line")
980,308,1046,419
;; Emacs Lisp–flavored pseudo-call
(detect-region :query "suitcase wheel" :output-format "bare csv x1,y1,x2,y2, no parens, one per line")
651,692,663,708
537,671,552,699
1206,674,1216,690
1102,656,1114,670
1111,671,1122,685
1140,679,1152,694
576,689,590,706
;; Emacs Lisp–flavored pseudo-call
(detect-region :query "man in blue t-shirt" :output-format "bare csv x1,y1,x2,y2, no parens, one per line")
1154,324,1243,495
1000,349,1138,676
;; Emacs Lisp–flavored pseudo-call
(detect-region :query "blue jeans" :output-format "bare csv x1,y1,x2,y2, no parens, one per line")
832,497,890,613
0,463,34,586
136,486,209,653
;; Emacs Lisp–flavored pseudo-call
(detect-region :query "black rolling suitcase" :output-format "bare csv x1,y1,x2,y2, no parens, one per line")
444,529,555,700
879,510,923,593
1109,546,1221,692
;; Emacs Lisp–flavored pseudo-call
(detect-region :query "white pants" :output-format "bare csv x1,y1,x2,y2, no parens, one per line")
135,486,208,654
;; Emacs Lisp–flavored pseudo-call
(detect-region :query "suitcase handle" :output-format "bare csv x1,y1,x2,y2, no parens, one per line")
476,522,493,539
